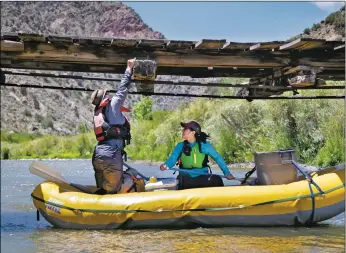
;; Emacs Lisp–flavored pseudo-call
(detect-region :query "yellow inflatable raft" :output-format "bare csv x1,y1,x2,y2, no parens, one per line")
31,164,345,229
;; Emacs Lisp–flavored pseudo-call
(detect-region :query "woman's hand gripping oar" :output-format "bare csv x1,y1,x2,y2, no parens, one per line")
167,167,244,181
123,162,173,183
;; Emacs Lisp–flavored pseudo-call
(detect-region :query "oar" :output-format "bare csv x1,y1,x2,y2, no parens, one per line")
123,162,174,181
29,161,92,193
168,167,243,181
123,162,150,180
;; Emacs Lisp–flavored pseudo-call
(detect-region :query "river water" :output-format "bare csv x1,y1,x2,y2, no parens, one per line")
1,160,345,253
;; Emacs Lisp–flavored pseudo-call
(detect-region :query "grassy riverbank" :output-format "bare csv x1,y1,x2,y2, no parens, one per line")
1,82,344,167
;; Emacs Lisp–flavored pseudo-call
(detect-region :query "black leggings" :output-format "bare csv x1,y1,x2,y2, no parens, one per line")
177,173,224,190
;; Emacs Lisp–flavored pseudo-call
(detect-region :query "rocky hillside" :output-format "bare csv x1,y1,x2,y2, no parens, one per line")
297,6,345,40
1,1,217,135
1,3,345,135
1,1,164,39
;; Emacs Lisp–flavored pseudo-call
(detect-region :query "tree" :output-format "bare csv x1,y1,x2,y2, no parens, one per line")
132,96,153,121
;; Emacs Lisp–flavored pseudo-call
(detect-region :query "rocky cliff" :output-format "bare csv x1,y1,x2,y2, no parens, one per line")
1,2,344,135
1,1,213,135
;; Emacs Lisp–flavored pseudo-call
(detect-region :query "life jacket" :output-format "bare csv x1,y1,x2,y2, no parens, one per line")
178,141,209,169
93,97,131,145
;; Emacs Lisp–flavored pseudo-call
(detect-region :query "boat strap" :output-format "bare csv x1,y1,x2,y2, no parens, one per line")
290,160,325,195
288,160,325,225
241,166,256,185
306,181,316,225
30,183,344,216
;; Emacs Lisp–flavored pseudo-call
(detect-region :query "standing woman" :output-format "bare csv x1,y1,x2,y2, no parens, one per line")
160,121,235,190
91,59,135,195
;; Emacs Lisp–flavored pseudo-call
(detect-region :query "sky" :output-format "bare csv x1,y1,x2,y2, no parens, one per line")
124,1,345,42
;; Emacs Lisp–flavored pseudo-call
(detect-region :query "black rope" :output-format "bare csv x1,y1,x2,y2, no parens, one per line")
306,182,316,225
241,166,256,185
289,160,320,225
1,82,344,100
291,161,325,195
2,70,345,90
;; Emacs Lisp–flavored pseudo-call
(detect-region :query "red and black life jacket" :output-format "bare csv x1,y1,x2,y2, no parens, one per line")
93,97,131,145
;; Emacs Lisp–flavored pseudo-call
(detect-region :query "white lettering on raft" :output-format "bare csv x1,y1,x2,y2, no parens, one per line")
45,197,64,215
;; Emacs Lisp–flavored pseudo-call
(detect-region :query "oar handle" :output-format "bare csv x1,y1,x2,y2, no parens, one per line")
168,168,242,181
123,163,243,182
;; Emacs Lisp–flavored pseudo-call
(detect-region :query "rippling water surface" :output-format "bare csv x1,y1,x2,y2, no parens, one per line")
1,160,344,253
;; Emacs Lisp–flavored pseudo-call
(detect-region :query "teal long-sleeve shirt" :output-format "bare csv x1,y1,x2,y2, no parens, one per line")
164,141,231,178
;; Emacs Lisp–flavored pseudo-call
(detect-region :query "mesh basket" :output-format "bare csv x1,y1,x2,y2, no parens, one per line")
133,60,157,81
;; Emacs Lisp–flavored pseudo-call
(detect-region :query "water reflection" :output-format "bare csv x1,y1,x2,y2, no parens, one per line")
27,225,345,253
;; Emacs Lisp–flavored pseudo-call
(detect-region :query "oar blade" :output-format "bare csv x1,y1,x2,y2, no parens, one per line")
29,161,68,184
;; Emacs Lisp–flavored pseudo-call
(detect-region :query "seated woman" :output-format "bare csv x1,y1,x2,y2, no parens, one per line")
160,121,235,190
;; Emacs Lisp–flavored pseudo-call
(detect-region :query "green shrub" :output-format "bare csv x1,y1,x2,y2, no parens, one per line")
315,106,345,167
133,97,153,121
41,116,54,129
24,108,32,117
0,131,40,143
324,8,345,36
1,80,344,168
1,146,10,159
312,23,321,31
77,134,93,157
78,122,89,133
303,28,310,35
